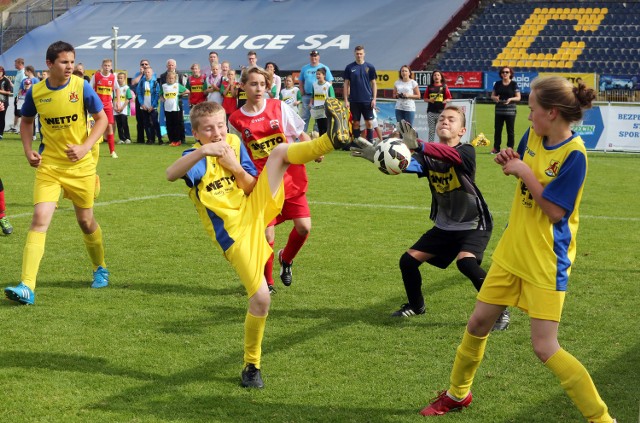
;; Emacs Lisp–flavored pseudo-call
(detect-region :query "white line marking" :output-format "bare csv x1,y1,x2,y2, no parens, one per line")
307,201,640,222
6,193,185,219
6,194,638,222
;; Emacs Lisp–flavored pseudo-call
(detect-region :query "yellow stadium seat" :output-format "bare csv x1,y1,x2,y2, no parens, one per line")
563,8,571,14
541,60,549,67
516,60,525,68
545,53,553,60
585,7,593,14
593,7,600,14
549,60,558,68
541,7,549,14
533,60,541,67
534,7,541,14
536,52,545,60
569,41,578,48
602,7,608,14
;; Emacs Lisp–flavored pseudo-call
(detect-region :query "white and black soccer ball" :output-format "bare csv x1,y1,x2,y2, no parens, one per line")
373,138,412,175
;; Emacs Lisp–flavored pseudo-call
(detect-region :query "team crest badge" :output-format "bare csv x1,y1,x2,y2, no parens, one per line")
270,119,280,129
544,160,560,177
69,91,79,103
243,128,253,140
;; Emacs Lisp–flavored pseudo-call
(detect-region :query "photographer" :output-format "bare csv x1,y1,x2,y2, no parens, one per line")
393,65,420,126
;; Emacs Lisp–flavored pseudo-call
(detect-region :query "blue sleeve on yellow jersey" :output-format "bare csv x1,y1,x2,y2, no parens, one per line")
83,80,104,114
517,128,530,157
239,143,258,177
542,149,586,214
181,148,206,188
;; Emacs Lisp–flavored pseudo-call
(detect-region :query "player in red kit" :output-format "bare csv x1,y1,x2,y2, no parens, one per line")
90,58,120,158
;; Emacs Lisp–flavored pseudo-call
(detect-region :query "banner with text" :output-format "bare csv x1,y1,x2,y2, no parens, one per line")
571,102,640,152
442,72,483,90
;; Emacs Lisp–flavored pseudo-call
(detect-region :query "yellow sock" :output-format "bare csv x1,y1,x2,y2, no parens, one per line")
21,231,46,291
448,328,488,399
244,312,267,369
286,134,334,164
545,348,613,422
83,225,106,271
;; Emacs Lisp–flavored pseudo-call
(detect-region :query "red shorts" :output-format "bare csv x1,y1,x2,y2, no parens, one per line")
103,107,115,125
269,192,310,226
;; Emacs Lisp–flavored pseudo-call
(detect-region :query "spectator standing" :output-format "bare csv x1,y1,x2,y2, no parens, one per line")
90,59,120,158
130,59,154,143
491,66,521,153
310,67,335,136
206,62,223,104
160,71,189,146
265,62,281,99
393,65,420,126
114,72,133,144
136,66,163,145
9,58,25,133
221,68,238,120
298,50,333,133
159,59,186,144
0,66,13,139
186,63,208,108
424,70,452,143
343,45,377,142
280,75,301,114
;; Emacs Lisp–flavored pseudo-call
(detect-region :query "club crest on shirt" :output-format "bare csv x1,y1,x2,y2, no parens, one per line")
545,160,560,177
270,119,280,129
69,91,79,103
243,128,253,140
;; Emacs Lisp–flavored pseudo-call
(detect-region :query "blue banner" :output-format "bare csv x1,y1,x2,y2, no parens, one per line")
484,71,538,94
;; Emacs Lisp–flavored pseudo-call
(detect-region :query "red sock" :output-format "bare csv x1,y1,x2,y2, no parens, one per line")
282,228,309,264
107,133,115,154
0,189,5,218
265,240,275,286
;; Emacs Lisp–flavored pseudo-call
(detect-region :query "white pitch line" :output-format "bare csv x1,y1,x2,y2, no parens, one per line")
307,201,640,222
5,194,639,223
6,193,186,219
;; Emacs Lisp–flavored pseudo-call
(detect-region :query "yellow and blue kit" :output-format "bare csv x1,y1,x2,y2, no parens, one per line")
492,129,587,291
21,75,104,168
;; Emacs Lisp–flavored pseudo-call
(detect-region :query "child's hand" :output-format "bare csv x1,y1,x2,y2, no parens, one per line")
493,148,520,166
500,157,527,178
201,141,231,158
65,143,90,162
217,146,239,171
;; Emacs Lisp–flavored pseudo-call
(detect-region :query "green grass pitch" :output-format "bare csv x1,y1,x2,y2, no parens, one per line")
0,104,637,422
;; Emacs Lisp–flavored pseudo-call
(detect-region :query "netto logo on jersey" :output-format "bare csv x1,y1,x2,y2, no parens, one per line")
206,175,236,191
44,114,79,125
250,135,284,152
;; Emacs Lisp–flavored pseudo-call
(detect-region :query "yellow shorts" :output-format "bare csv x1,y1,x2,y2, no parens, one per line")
34,163,96,209
224,169,284,298
477,262,565,322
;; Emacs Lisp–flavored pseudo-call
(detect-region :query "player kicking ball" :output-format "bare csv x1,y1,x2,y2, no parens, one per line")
166,98,351,388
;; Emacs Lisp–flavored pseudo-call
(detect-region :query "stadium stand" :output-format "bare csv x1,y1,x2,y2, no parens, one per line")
436,2,640,74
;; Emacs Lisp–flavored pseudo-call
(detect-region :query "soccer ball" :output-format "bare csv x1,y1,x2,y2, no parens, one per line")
373,138,412,175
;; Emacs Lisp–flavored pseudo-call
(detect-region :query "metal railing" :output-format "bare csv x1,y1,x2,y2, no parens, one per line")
1,0,81,53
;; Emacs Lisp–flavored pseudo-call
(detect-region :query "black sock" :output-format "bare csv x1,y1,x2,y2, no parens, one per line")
456,257,486,291
399,252,425,311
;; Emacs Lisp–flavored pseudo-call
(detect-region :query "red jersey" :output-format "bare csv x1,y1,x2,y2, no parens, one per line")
187,74,207,105
228,99,308,198
92,72,117,111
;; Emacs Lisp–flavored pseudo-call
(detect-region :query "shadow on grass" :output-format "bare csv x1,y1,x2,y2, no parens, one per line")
0,351,158,381
505,341,640,423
